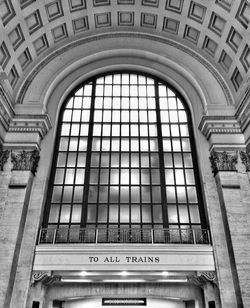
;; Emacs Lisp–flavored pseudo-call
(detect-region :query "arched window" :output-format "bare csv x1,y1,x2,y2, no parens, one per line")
43,72,206,236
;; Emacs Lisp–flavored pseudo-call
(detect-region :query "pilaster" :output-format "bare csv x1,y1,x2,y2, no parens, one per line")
0,149,40,308
209,150,250,308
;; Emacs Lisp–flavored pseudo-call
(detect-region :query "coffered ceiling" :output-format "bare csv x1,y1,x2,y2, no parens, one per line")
0,0,250,105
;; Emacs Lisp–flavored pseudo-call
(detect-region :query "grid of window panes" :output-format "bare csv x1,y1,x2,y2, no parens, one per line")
46,73,202,230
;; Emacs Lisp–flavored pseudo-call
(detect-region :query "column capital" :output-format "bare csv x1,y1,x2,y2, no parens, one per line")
209,150,238,176
239,151,250,172
0,146,9,171
11,149,40,175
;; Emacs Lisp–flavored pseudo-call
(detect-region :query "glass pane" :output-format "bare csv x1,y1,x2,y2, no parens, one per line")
59,205,70,223
70,124,80,136
175,169,185,185
120,186,129,202
152,186,161,203
185,169,195,184
187,186,197,203
120,205,129,223
165,169,174,185
166,186,176,203
63,110,72,121
63,186,73,202
87,204,96,223
131,139,139,151
57,153,67,167
69,138,78,151
153,204,163,223
131,154,140,167
72,110,81,122
99,187,108,203
173,153,183,167
178,205,189,223
73,186,84,202
98,205,107,223
120,154,129,167
142,205,151,223
77,153,86,167
176,186,186,203
71,204,82,222
131,187,140,203
131,205,141,223
59,137,69,151
54,169,64,184
164,153,173,167
65,169,75,184
190,205,200,223
52,186,62,202
141,187,150,202
168,205,178,223
131,169,140,185
110,153,119,167
61,124,70,136
67,153,76,167
75,169,85,184
183,153,193,167
151,169,161,184
109,205,119,222
49,204,60,223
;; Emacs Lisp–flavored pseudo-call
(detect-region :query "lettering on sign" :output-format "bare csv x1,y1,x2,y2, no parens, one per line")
88,256,160,264
102,298,147,306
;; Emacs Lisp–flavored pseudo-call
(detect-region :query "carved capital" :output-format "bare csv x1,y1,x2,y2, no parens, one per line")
31,271,61,286
240,151,250,172
0,147,9,171
209,150,238,176
187,271,217,288
11,149,40,175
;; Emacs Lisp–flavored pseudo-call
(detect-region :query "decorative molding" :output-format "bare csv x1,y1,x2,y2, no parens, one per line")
11,149,40,175
209,150,238,176
16,32,234,106
199,115,242,140
0,147,9,171
240,151,250,171
31,271,61,286
187,271,217,288
8,114,52,138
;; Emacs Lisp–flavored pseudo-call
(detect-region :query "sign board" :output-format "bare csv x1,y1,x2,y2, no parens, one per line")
102,298,147,306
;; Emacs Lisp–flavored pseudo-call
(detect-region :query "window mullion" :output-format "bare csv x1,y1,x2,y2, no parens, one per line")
81,80,96,227
154,80,169,228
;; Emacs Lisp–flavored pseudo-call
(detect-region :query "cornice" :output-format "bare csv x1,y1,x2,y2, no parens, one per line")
8,114,52,138
16,31,233,106
199,115,242,140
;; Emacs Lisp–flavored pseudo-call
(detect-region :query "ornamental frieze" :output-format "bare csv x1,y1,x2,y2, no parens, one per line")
11,149,40,175
209,150,238,176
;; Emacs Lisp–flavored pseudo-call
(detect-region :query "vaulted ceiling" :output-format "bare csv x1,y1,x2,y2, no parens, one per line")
0,0,250,106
